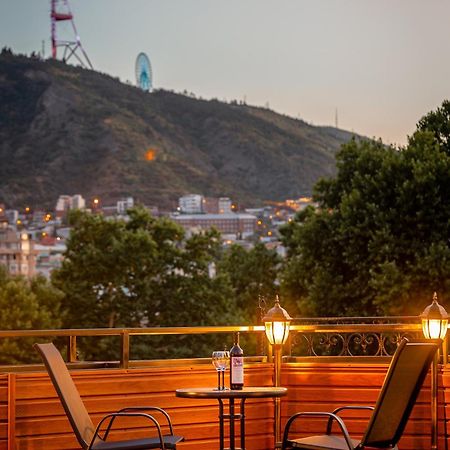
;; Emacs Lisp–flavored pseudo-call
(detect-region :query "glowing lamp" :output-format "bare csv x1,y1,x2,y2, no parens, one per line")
262,296,292,346
421,292,448,340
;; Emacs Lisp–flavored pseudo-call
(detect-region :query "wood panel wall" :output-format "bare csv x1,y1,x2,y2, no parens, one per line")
281,362,444,450
4,360,450,450
10,363,275,450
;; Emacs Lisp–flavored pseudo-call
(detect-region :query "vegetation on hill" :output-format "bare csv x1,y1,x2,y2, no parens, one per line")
0,51,354,210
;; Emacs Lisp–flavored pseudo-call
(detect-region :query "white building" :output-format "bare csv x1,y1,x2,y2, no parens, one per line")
55,194,86,217
117,197,134,215
179,194,204,214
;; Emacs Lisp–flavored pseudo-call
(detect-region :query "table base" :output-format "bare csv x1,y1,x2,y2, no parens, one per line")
219,397,246,450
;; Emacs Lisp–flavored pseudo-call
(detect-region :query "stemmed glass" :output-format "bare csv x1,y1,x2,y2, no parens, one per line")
212,350,230,390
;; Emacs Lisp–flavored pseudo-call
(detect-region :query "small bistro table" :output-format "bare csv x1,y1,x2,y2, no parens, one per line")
175,386,287,450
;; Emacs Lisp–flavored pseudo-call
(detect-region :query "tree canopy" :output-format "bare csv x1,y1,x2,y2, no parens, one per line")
280,101,450,317
0,267,63,363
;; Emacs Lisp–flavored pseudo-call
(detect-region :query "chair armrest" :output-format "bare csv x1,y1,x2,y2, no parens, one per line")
116,407,174,434
327,406,374,434
90,412,164,449
282,412,354,450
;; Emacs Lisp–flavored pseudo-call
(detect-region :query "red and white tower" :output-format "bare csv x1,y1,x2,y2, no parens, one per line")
50,0,93,69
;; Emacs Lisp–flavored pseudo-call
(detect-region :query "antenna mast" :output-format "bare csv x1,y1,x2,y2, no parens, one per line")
50,0,93,69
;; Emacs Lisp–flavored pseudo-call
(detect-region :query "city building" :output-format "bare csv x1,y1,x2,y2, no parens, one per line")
0,219,37,278
117,197,134,215
204,197,233,214
55,194,86,217
35,236,66,279
179,194,204,214
173,212,257,239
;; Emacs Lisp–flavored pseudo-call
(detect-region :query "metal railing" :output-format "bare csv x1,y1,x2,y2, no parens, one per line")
0,317,447,370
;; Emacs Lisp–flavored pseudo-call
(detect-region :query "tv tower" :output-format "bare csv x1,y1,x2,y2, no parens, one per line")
50,0,93,69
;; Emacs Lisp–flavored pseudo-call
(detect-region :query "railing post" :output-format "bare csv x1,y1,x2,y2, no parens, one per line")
68,336,77,363
121,330,130,369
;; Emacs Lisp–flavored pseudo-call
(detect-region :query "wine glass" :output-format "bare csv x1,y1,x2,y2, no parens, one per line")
212,351,229,390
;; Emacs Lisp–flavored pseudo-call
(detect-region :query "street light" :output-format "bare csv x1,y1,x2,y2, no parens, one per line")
262,295,292,446
421,292,448,450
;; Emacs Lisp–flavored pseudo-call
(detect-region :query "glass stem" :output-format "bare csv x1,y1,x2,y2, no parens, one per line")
221,370,225,390
217,370,221,390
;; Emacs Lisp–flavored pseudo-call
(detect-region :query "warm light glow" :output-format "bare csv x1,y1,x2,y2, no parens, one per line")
42,232,47,237
267,231,272,236
422,318,449,339
16,219,22,225
93,198,99,205
25,207,30,213
265,321,290,346
145,148,157,161
257,220,262,225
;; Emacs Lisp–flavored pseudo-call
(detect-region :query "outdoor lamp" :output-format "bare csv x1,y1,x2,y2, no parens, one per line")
420,292,448,450
262,295,292,445
421,292,448,340
262,295,293,347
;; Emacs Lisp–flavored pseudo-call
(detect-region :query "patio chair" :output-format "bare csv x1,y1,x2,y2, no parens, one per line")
281,338,440,450
34,342,184,450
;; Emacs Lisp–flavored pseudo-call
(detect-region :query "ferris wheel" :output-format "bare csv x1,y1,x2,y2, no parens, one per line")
135,52,153,92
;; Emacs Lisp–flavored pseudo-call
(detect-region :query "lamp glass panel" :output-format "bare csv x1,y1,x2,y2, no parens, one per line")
422,318,449,339
265,321,290,345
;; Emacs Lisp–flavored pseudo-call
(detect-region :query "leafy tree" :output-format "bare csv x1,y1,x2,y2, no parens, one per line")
217,242,281,322
0,267,63,363
416,100,450,155
280,104,450,317
52,207,240,359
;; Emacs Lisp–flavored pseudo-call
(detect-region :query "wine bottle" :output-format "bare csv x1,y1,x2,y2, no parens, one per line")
230,332,244,390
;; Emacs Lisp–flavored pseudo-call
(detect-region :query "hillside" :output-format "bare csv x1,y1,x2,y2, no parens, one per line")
0,51,357,210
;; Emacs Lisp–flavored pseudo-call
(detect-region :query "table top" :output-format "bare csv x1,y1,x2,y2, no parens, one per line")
175,386,287,399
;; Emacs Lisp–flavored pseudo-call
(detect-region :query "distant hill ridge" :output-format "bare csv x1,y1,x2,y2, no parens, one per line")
0,52,357,210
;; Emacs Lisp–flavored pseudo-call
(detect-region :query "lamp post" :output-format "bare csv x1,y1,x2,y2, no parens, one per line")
421,292,448,450
262,295,292,447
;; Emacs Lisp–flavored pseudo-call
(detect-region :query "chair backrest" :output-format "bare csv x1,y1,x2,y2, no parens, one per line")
34,343,95,449
360,338,439,448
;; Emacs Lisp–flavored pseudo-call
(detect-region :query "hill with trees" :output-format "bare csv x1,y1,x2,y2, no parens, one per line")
0,50,355,210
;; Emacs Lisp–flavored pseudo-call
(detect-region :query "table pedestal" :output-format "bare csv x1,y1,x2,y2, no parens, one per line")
219,397,246,450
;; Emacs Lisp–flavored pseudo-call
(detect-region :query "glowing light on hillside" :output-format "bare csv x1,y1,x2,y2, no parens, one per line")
145,149,157,161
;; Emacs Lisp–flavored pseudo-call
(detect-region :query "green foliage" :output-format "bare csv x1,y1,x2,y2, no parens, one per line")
217,243,281,323
0,267,63,364
281,103,450,316
52,207,241,359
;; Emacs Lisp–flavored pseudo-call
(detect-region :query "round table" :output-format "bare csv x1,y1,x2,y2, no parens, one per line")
176,386,287,450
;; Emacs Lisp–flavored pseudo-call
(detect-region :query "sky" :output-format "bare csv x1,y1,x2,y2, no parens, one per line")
1,0,450,146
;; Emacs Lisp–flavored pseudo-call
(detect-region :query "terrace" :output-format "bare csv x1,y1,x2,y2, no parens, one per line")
2,310,450,450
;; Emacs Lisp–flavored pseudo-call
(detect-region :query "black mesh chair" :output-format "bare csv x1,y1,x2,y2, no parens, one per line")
35,343,184,450
282,338,439,450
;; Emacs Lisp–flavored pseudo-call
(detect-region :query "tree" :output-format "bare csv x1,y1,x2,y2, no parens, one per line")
52,207,241,359
0,267,63,364
280,105,450,317
217,242,281,322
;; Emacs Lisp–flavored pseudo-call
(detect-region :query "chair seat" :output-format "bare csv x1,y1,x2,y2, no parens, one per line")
286,434,360,449
92,434,184,450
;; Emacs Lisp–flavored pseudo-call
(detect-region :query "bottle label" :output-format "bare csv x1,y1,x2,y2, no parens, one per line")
231,356,244,384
